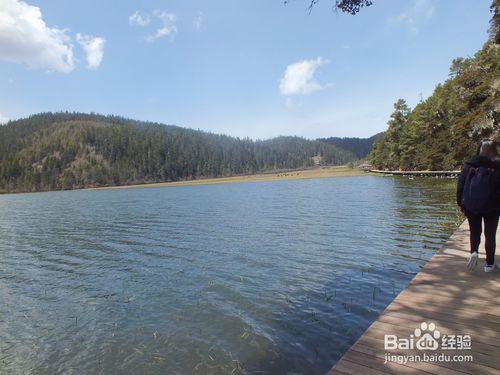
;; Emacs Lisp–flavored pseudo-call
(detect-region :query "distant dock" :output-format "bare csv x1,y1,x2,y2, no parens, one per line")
329,221,500,375
370,170,461,177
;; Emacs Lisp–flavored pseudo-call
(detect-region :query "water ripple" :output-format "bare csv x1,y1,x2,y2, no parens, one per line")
0,176,460,374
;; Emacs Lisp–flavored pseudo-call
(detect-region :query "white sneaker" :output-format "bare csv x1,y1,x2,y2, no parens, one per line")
467,252,478,271
484,264,497,273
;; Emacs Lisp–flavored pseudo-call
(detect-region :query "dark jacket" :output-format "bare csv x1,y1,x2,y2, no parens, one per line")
456,155,500,212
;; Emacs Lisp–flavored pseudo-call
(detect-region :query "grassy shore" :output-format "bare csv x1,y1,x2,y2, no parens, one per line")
92,166,367,192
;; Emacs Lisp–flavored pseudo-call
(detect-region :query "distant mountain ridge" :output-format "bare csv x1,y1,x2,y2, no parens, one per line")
0,112,358,193
318,133,384,159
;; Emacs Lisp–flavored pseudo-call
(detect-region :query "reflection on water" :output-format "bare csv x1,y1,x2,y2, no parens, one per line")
0,176,461,374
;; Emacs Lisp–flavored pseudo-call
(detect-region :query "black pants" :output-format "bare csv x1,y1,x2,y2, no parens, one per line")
466,212,499,266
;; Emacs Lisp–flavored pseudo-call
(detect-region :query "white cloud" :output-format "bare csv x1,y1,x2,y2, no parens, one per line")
0,0,74,72
129,11,150,27
145,11,177,42
0,112,9,124
76,34,105,70
279,57,329,96
388,0,435,35
0,0,105,73
129,10,177,43
194,12,203,31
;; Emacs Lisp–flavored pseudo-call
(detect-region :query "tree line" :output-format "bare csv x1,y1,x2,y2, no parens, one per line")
369,40,499,170
0,112,355,193
369,2,500,171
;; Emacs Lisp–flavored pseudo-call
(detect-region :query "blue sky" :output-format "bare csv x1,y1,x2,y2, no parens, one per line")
0,0,492,139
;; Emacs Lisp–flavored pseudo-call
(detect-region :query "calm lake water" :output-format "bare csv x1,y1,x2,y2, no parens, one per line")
0,176,461,374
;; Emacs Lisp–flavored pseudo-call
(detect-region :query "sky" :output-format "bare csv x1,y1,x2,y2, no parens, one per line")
0,0,493,139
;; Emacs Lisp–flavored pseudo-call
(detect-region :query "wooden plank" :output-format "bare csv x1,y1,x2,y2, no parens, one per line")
389,295,500,315
327,369,350,375
341,350,433,374
359,323,500,360
329,221,500,375
333,359,392,375
348,338,499,375
352,343,470,375
383,301,500,326
380,310,500,333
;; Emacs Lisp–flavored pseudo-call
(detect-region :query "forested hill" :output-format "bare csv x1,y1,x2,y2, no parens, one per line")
319,133,385,159
370,40,500,170
0,112,355,193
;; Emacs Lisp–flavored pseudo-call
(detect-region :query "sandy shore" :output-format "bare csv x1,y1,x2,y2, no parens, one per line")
91,166,368,192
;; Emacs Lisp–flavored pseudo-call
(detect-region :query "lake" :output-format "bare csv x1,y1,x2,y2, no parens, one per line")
0,176,461,374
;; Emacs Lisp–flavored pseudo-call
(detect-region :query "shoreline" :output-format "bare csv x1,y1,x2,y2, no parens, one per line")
0,166,369,196
90,166,368,192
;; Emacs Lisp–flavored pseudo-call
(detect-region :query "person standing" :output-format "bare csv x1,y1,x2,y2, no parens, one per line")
457,140,500,272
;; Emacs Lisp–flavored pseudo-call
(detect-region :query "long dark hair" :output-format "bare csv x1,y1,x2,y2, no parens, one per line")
476,140,499,160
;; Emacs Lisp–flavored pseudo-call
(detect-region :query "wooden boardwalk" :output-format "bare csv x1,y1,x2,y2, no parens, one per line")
329,221,500,375
370,170,461,177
